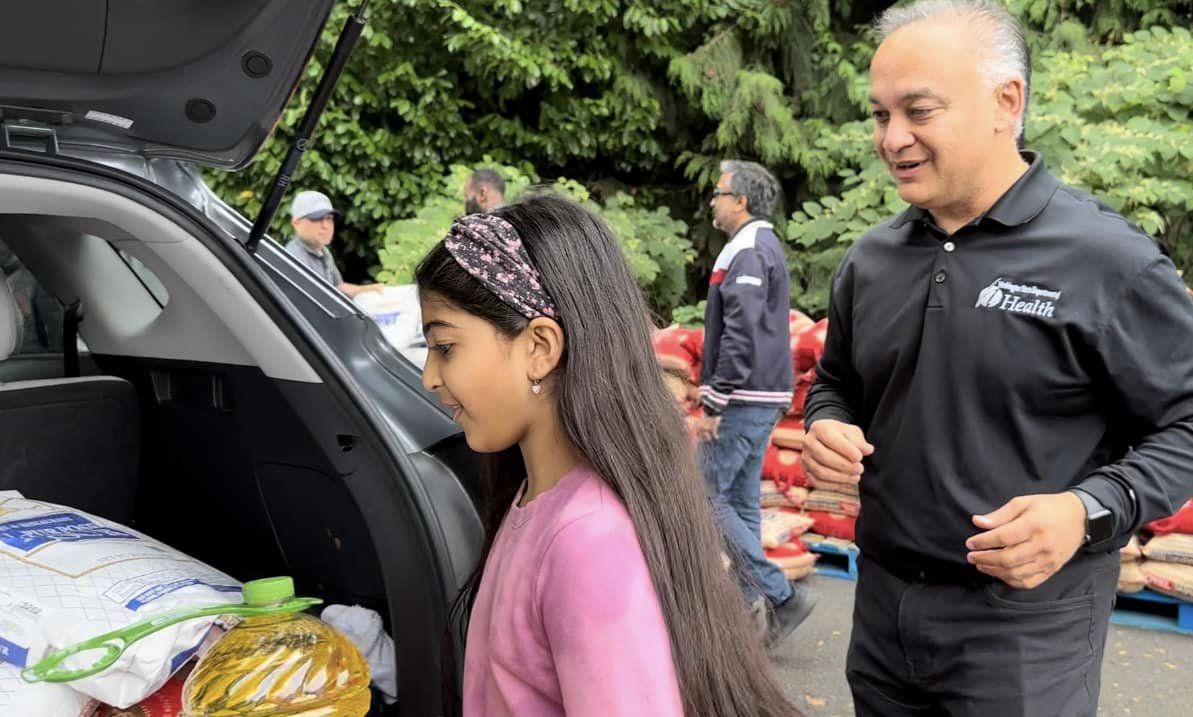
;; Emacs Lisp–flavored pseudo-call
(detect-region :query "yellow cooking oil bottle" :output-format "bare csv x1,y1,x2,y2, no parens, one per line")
181,576,371,716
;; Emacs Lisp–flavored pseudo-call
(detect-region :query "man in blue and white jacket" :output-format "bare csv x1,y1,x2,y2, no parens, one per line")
696,160,815,648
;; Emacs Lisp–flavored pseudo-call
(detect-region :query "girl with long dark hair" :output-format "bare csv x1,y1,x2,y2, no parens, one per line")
416,194,801,716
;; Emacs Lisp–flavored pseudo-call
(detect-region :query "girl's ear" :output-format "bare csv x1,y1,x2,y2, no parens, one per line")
525,317,565,381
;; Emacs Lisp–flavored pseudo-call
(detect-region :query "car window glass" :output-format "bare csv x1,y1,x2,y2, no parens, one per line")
114,248,170,307
1,237,68,354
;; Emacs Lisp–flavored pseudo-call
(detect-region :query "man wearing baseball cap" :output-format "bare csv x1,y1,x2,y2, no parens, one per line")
284,190,383,298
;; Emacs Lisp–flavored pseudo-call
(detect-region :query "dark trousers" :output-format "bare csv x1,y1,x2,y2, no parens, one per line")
846,552,1119,717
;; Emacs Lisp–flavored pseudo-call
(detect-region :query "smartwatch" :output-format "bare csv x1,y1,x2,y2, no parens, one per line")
1070,488,1115,552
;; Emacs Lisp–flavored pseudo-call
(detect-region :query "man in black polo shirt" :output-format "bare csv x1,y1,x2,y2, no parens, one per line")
803,2,1193,715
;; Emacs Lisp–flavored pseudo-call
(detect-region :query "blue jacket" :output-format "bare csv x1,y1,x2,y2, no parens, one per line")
699,219,794,415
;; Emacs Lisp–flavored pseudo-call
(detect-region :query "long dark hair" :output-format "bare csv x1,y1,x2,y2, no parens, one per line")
417,194,801,716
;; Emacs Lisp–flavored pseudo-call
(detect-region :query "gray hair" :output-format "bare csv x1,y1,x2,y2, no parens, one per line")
719,160,780,218
876,0,1030,140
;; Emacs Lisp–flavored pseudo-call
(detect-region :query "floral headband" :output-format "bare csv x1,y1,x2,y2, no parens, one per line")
443,214,559,320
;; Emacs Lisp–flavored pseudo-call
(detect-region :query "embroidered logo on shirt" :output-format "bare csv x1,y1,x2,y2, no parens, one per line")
975,277,1061,318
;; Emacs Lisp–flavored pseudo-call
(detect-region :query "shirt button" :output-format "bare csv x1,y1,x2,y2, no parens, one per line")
943,241,956,252
934,270,948,284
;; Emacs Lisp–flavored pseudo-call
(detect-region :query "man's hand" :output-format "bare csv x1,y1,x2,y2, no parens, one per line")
693,415,721,442
802,419,874,485
966,492,1087,589
340,282,386,298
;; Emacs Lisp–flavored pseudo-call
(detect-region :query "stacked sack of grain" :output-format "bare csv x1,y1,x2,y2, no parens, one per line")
1118,535,1146,593
652,314,855,552
652,324,706,443
781,317,858,542
652,324,703,403
791,317,827,380
761,509,817,581
769,414,807,486
761,478,808,511
804,475,860,518
756,312,818,511
1139,500,1193,602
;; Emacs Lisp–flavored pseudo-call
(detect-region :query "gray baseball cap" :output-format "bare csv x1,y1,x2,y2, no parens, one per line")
290,190,340,220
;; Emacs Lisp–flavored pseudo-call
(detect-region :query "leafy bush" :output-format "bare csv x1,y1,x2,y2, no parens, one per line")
671,300,707,327
373,161,695,319
203,0,1193,320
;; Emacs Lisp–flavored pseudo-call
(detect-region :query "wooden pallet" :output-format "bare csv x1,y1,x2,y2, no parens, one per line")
801,535,859,580
1111,589,1193,635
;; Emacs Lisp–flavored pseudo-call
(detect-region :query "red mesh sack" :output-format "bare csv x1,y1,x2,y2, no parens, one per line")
652,326,703,385
1147,499,1193,535
791,367,817,417
762,446,807,490
805,510,856,541
793,318,828,374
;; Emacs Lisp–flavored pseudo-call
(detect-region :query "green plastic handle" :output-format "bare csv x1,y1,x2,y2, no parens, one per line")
20,596,322,684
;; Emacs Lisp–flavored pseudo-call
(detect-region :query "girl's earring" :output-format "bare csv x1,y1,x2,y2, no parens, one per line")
531,378,543,395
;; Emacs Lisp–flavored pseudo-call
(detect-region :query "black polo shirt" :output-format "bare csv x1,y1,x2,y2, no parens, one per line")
804,151,1193,572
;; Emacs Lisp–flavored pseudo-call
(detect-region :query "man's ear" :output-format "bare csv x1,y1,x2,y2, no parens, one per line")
735,194,750,217
995,78,1026,136
525,317,565,381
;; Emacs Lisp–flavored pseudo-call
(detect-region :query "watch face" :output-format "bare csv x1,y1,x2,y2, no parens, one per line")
1088,509,1115,545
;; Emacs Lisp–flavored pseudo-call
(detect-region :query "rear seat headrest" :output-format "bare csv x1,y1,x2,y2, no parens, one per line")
1,276,23,361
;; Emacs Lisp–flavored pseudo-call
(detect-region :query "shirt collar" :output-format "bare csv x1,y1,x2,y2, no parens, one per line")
889,151,1058,231
729,216,773,239
294,238,327,258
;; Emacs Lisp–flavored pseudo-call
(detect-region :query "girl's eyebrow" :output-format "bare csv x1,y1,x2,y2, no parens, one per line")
423,319,458,335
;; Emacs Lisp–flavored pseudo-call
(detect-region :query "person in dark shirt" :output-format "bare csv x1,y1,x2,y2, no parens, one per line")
697,160,815,649
802,2,1193,715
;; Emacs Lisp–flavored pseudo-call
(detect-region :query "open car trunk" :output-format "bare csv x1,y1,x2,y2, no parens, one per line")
0,0,337,169
0,155,482,716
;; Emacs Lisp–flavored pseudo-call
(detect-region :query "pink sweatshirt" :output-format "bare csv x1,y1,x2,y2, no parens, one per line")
463,465,684,716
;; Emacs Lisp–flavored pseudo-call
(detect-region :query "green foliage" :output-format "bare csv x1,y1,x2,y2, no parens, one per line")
207,0,724,280
667,0,881,190
203,0,1193,320
785,128,904,316
206,1,894,278
1031,25,1193,243
1007,0,1192,41
671,300,707,327
372,160,537,287
373,161,695,318
592,191,696,317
